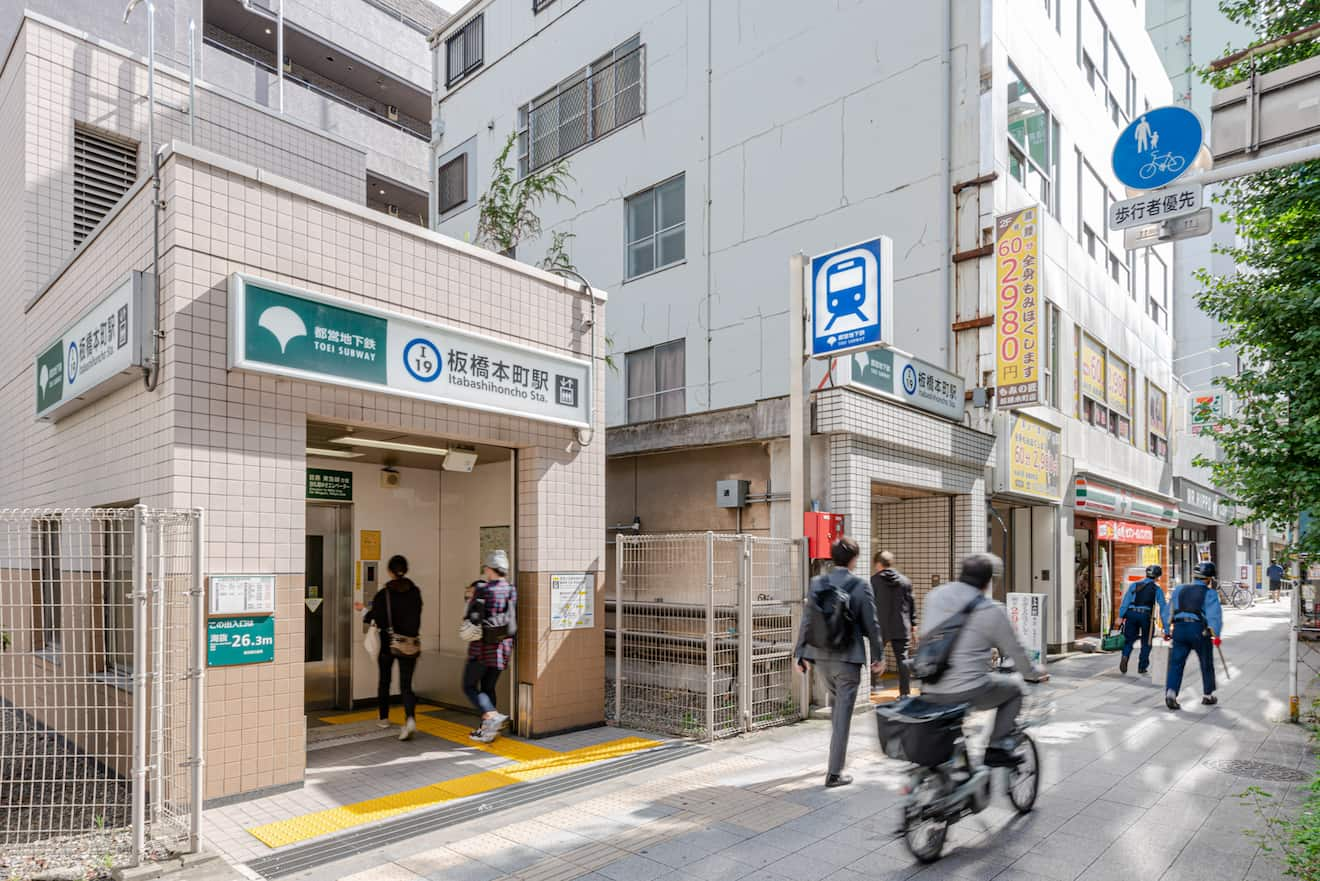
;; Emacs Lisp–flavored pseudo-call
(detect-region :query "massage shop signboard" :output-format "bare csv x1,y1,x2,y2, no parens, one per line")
228,274,591,429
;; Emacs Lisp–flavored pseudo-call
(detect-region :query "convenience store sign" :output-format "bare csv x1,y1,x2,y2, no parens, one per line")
228,274,591,429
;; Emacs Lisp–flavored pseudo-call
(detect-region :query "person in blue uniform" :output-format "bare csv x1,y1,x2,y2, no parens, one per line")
1117,564,1169,675
1163,561,1223,710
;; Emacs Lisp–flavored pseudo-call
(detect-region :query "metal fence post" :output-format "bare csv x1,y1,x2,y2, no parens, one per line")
151,516,166,829
739,536,753,733
705,531,715,742
798,536,811,719
130,505,149,865
189,508,205,851
614,535,624,725
1290,578,1300,723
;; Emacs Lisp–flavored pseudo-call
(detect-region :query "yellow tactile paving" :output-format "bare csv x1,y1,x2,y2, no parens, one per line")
412,716,559,762
317,706,443,725
246,735,664,849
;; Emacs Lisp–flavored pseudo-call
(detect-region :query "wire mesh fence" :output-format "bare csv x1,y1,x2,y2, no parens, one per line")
609,533,806,740
0,507,202,878
1289,572,1320,723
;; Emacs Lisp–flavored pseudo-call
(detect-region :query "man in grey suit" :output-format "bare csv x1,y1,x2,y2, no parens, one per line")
795,537,885,788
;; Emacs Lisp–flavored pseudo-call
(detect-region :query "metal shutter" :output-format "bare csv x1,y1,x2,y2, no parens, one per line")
438,154,467,214
73,126,138,246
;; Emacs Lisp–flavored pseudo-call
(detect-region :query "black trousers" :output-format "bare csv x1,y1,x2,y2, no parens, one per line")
888,638,911,696
462,658,503,715
377,649,418,720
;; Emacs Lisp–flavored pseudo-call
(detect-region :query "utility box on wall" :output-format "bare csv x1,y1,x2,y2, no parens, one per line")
716,480,750,509
804,512,845,559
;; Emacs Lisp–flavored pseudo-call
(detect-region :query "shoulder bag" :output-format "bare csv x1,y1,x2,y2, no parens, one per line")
386,588,421,657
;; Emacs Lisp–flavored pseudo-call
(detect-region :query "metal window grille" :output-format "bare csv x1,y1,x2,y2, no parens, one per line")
446,15,483,86
517,40,644,176
437,154,467,214
609,533,806,741
0,508,204,879
73,125,138,246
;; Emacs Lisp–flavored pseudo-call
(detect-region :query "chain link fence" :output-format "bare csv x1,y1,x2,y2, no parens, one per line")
0,507,203,878
608,533,806,741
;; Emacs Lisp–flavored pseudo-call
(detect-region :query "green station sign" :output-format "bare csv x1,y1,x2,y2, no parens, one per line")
207,615,275,667
307,468,353,501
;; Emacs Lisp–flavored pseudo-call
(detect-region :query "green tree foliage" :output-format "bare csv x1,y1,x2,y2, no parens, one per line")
1194,2,1320,557
475,133,574,261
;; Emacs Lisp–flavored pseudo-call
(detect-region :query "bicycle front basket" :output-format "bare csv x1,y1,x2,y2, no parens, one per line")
874,698,965,767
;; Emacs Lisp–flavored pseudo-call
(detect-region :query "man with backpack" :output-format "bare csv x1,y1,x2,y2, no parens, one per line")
1163,560,1223,711
794,537,885,788
872,551,916,697
916,554,1048,768
1117,564,1170,675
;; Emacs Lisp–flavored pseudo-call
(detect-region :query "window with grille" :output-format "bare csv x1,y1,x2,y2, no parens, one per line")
73,125,138,246
437,153,468,214
517,36,643,176
446,15,483,86
626,340,684,423
533,0,555,11
33,517,61,654
625,175,684,280
1006,65,1060,218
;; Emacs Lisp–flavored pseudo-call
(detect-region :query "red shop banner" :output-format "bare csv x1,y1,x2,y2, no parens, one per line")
1097,519,1154,544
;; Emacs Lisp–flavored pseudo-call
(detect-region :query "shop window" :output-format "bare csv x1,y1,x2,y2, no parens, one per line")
1006,65,1060,218
626,340,684,422
437,153,468,214
1147,380,1169,459
1078,332,1133,442
101,516,133,677
33,517,61,655
517,35,643,176
625,174,685,280
73,124,138,246
446,14,483,87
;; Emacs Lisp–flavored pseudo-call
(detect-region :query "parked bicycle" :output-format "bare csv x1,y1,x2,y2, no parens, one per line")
1138,151,1186,180
877,680,1052,863
1212,577,1254,610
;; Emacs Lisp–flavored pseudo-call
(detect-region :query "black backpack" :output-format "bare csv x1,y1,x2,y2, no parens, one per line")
804,575,857,651
907,594,988,684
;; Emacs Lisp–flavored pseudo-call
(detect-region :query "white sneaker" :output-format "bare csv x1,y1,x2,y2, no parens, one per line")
484,712,509,732
376,719,392,729
399,718,416,741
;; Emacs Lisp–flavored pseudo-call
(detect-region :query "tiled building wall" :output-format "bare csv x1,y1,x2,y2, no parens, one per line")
0,27,26,344
9,17,366,313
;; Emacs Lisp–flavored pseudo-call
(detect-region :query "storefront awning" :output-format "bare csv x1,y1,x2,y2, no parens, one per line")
1173,477,1232,526
1073,476,1178,528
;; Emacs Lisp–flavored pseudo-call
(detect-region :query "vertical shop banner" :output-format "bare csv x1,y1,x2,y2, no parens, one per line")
1190,392,1222,435
995,207,1042,407
1006,593,1047,664
999,413,1062,501
1079,335,1107,402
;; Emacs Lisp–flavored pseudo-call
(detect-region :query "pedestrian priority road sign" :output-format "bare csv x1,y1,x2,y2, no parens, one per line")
1111,105,1203,191
810,237,893,359
1108,184,1202,232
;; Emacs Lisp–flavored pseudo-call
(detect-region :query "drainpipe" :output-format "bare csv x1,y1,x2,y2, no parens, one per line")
705,0,714,411
124,0,162,392
552,268,599,447
277,0,285,114
942,0,954,374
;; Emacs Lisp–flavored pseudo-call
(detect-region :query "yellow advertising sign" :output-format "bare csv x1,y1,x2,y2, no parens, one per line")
995,207,1041,408
1140,546,1161,567
360,529,381,562
1079,335,1106,402
1107,355,1129,413
1004,413,1061,501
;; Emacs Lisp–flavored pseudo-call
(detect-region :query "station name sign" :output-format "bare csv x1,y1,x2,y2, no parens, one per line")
228,274,591,429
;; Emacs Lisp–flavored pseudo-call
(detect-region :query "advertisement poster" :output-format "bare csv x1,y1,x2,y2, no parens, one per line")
1190,392,1222,435
1149,383,1168,438
995,207,1041,407
1003,413,1062,501
1079,335,1107,402
1006,593,1046,665
1107,355,1130,414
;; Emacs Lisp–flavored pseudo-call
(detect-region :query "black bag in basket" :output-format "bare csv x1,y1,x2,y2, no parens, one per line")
874,697,965,767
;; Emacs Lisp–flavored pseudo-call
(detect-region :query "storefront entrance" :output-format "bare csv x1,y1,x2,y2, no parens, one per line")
305,503,353,710
1074,524,1095,635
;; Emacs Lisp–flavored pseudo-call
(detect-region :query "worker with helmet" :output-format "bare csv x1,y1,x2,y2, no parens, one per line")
1163,560,1223,710
1117,564,1169,675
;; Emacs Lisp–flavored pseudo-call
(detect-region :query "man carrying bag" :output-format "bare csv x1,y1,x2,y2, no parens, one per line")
794,537,884,788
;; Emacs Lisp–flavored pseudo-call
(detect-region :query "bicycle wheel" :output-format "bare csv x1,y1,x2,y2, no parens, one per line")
1139,162,1157,180
902,768,950,863
1006,733,1040,813
1233,587,1252,610
1166,155,1186,172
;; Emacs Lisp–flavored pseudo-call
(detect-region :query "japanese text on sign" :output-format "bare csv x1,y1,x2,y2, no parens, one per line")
1004,413,1061,501
995,207,1041,408
1006,593,1046,664
1108,186,1200,231
550,573,595,630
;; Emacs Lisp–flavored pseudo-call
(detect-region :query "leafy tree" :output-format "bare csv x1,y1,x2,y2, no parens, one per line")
1193,1,1320,558
475,133,575,261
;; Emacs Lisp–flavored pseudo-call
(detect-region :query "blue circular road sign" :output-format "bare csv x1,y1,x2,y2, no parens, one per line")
1111,105,1203,191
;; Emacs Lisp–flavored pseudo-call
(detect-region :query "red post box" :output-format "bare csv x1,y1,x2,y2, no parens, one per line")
803,512,845,559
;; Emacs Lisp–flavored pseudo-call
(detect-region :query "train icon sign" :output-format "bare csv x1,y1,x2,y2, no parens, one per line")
810,237,893,358
1111,105,1203,190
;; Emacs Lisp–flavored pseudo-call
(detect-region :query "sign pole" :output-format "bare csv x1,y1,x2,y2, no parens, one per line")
789,253,810,534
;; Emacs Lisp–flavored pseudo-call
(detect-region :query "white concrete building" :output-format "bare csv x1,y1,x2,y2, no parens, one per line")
430,0,1183,652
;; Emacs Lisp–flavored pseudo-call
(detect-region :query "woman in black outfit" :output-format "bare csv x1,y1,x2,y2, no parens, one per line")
362,554,423,741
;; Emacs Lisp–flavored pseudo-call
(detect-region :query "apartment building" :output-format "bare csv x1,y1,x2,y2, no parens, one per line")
431,0,1182,653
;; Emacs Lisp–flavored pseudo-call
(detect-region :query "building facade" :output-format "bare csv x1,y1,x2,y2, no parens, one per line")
0,5,608,804
430,0,1183,653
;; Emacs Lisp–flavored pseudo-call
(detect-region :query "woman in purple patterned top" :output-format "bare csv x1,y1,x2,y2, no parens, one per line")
464,550,516,742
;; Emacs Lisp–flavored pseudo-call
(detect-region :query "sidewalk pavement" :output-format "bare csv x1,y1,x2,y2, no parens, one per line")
222,603,1315,881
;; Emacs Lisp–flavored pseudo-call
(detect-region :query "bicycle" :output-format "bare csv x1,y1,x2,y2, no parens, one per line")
1138,151,1186,180
1213,577,1254,610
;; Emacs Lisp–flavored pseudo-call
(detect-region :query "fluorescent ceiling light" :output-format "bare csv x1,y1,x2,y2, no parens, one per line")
306,447,363,459
330,436,450,457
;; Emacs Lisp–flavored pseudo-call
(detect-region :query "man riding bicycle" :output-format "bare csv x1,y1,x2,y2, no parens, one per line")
919,553,1048,767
